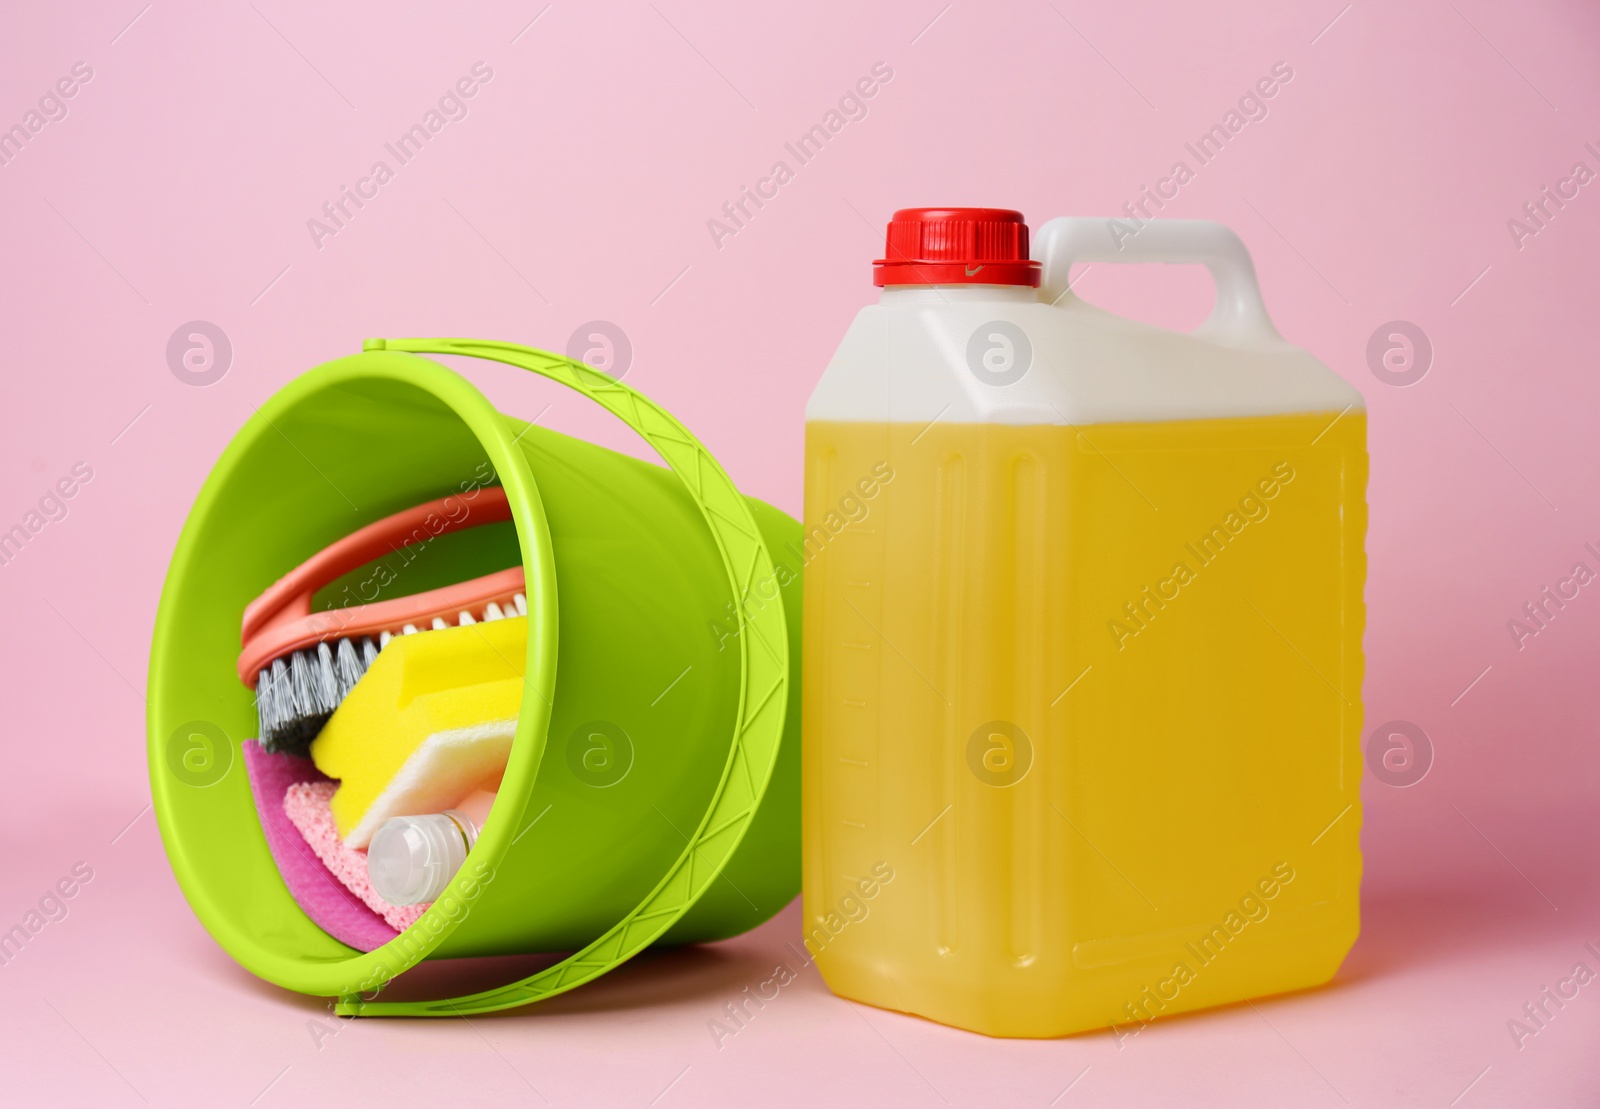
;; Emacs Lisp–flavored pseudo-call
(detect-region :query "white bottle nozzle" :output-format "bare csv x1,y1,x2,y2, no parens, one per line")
367,810,478,906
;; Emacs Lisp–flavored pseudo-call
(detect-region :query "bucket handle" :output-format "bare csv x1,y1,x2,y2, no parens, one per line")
337,338,790,1018
1034,216,1282,345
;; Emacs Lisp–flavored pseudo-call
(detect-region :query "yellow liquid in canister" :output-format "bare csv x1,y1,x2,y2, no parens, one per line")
801,411,1366,1038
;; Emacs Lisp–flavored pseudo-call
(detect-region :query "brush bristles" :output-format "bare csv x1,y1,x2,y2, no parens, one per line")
256,639,365,757
253,593,527,756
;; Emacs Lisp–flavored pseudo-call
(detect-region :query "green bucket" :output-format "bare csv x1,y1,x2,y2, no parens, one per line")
148,339,799,1016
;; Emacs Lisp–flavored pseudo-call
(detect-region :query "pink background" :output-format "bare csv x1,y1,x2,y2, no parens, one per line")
2,0,1597,1105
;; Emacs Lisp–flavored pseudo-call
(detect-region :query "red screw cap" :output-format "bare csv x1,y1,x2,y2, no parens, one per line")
873,207,1042,287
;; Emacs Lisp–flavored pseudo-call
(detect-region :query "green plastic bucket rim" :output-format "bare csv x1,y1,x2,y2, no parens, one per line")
147,338,789,1017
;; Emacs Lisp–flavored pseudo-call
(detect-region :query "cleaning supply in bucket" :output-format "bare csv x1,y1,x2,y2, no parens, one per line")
367,789,497,906
248,736,499,938
239,486,526,756
241,739,408,952
309,604,522,847
284,779,430,932
241,481,520,924
151,338,800,1017
802,211,1367,1037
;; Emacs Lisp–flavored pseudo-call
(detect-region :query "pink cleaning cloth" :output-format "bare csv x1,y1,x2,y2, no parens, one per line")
242,739,400,952
283,780,429,934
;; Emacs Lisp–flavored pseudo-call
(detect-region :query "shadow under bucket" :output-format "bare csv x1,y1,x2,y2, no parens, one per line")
148,340,800,1016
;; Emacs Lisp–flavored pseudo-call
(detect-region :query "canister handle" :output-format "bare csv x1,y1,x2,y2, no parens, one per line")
1034,217,1282,345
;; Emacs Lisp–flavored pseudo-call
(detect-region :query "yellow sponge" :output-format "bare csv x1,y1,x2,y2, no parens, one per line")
310,617,526,847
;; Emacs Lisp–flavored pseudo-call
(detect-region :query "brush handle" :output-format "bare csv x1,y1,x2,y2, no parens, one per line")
240,486,512,645
237,486,523,686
